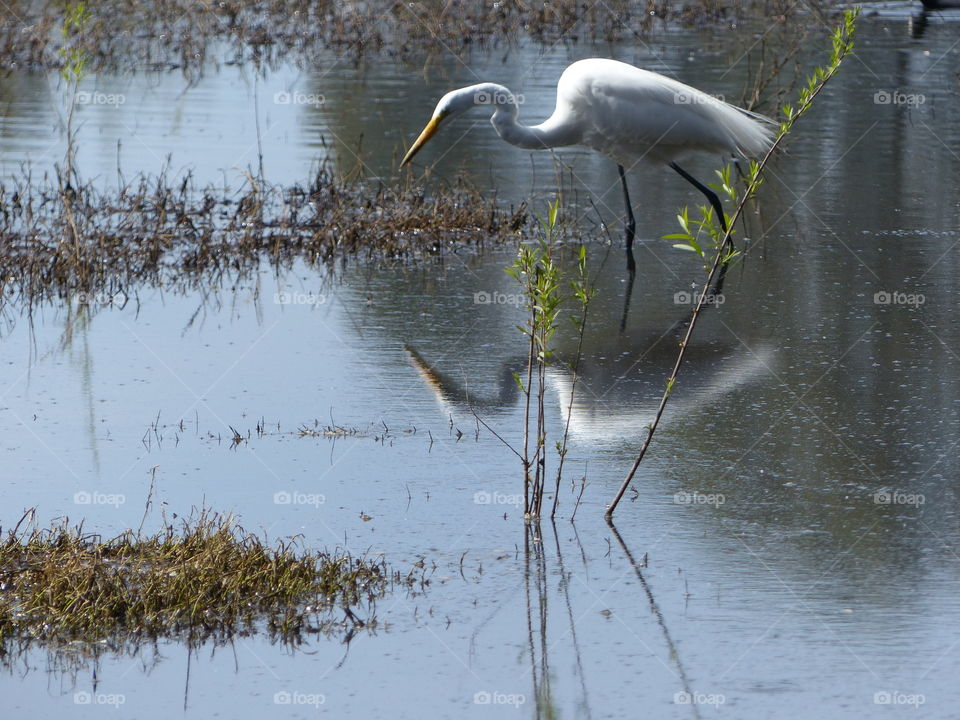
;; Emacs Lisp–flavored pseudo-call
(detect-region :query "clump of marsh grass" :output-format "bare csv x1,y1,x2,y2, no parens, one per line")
0,509,422,662
0,166,530,315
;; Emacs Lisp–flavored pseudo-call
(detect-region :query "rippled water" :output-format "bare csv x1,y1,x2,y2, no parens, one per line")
3,6,960,719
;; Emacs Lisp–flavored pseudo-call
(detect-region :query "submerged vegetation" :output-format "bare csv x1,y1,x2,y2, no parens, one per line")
0,509,423,668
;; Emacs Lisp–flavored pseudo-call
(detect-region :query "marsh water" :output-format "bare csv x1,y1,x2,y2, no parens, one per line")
3,5,960,719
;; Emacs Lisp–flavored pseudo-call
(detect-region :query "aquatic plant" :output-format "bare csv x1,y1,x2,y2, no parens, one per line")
56,2,92,277
506,201,593,519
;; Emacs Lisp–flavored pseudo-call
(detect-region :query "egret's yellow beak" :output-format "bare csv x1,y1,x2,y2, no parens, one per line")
400,114,444,167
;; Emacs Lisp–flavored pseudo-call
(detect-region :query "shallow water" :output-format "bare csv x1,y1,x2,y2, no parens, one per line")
3,7,960,719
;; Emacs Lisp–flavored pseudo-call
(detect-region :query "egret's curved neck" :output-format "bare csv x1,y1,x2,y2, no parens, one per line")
444,83,579,151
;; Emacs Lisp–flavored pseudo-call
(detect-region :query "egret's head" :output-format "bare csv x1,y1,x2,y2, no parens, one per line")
400,86,501,167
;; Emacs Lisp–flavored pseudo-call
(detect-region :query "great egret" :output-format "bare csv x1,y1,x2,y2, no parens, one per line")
400,58,775,255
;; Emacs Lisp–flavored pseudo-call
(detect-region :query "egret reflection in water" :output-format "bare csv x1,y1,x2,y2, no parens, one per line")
405,324,775,447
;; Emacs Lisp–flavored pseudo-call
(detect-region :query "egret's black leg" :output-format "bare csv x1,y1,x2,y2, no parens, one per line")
670,162,730,298
670,162,728,236
619,269,636,333
618,164,637,274
618,164,637,247
711,258,730,299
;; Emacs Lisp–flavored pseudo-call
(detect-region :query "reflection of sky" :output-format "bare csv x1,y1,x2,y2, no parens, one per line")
3,250,960,718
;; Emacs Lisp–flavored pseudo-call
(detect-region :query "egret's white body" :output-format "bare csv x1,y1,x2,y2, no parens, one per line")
492,59,772,164
401,58,775,258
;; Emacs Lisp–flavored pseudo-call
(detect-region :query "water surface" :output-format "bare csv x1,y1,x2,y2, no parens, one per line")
2,8,960,719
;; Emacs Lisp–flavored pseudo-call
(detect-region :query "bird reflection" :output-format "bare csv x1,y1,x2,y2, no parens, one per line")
405,327,774,445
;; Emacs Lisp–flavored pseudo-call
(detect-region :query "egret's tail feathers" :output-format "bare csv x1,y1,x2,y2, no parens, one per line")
728,107,777,159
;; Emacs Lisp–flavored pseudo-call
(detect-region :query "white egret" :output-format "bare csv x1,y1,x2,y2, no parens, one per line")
400,58,775,255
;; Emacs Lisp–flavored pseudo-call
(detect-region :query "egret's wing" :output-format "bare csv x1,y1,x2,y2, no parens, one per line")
558,59,773,164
